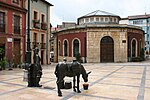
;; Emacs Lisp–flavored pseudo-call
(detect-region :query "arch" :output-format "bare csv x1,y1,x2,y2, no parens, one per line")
72,38,80,57
63,39,68,56
131,38,137,57
58,40,61,56
100,36,114,62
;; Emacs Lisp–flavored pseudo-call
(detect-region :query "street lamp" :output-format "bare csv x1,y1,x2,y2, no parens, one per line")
26,0,38,64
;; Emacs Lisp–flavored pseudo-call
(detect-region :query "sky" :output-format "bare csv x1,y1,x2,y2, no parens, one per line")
47,0,150,27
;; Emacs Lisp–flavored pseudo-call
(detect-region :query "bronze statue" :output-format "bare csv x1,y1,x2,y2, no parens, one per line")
54,60,91,96
28,47,42,87
34,47,42,87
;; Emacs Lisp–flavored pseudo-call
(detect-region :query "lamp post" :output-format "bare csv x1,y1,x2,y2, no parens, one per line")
26,0,38,64
26,0,31,64
26,0,39,87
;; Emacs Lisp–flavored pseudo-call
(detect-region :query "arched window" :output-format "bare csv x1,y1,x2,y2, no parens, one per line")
132,40,136,57
58,41,61,56
73,39,79,57
64,40,68,56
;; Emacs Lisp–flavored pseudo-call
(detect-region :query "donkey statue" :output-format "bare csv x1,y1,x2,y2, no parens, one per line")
54,60,91,96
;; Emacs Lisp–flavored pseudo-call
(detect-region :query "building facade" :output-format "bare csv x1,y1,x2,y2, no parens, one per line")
0,0,27,65
53,10,145,63
120,14,150,56
26,0,53,64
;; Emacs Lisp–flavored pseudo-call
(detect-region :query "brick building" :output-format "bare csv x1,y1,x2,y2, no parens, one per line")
53,10,145,63
0,0,27,65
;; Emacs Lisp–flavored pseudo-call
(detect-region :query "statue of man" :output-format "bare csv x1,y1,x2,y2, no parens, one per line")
34,47,42,87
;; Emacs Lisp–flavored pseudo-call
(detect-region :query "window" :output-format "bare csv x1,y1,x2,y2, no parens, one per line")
33,33,37,48
13,0,19,4
41,34,45,49
132,40,136,57
100,17,104,22
41,34,44,43
73,39,79,57
64,40,68,56
110,18,112,22
41,14,45,23
85,18,89,22
34,11,38,20
34,33,37,43
96,17,99,22
14,15,20,34
90,17,94,22
0,12,5,33
114,18,116,22
105,18,108,22
58,41,61,56
133,20,143,24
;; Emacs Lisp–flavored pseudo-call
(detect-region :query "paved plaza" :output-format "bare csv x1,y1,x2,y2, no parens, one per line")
0,62,150,100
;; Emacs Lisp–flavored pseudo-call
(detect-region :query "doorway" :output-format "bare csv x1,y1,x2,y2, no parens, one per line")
100,36,114,62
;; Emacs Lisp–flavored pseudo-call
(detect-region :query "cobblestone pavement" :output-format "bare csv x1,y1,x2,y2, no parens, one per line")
0,62,150,100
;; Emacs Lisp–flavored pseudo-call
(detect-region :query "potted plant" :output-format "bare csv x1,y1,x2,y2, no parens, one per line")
0,58,8,70
140,48,145,61
75,53,83,63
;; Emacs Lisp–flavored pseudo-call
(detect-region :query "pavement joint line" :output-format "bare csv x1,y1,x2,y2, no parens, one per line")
0,87,27,96
0,76,23,82
99,82,139,88
137,66,147,100
89,66,125,86
61,66,125,100
0,81,26,87
77,93,125,100
109,76,141,80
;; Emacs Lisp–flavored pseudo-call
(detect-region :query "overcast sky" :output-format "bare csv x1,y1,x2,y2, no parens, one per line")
47,0,150,27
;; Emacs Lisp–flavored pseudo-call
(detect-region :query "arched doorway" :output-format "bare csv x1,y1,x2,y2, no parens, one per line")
100,36,114,62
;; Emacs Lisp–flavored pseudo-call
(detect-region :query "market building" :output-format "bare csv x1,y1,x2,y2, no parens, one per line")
53,10,145,63
120,14,150,57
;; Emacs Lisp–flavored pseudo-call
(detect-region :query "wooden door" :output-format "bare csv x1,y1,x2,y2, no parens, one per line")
13,39,21,65
100,36,114,62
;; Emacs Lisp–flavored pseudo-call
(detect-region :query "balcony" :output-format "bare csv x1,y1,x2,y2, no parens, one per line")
41,22,47,30
41,43,46,49
33,19,40,29
32,42,39,49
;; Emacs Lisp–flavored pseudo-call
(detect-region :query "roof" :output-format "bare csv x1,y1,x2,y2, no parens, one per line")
83,10,118,17
128,14,150,19
41,0,53,6
78,10,120,20
53,24,143,33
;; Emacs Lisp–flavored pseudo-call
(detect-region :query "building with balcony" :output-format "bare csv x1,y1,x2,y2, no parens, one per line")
0,0,27,66
120,14,150,56
26,0,53,64
53,10,145,63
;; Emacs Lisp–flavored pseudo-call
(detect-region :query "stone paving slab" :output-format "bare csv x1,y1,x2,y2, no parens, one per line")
0,62,150,100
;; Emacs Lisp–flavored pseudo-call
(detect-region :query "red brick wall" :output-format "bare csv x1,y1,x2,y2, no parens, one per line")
128,32,144,57
58,32,86,57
